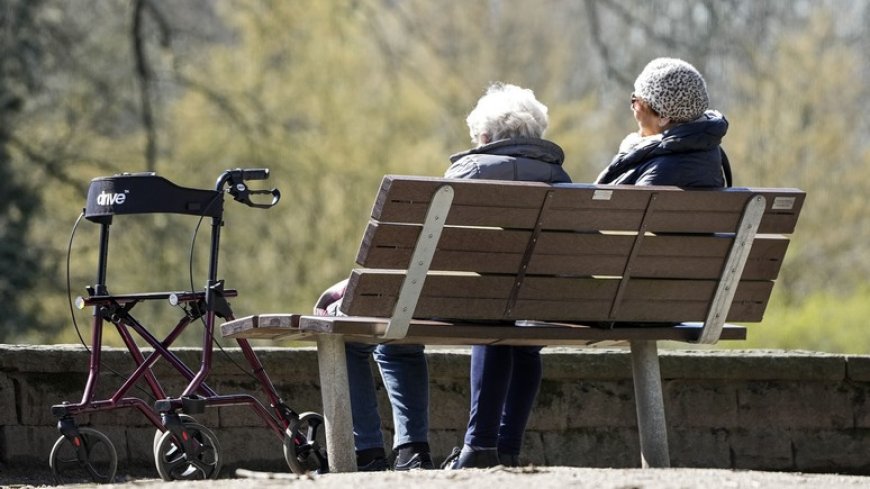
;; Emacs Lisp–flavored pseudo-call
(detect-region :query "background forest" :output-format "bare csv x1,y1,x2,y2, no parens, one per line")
1,0,868,352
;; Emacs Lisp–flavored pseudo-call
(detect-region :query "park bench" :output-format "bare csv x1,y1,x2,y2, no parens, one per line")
221,175,805,472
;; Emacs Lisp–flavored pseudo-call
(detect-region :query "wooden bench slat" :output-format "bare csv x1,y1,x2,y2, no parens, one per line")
220,312,750,344
295,316,747,344
341,271,773,322
372,177,804,234
357,222,790,280
220,314,306,340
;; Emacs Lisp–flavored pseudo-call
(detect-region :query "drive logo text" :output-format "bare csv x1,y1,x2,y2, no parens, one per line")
97,190,129,206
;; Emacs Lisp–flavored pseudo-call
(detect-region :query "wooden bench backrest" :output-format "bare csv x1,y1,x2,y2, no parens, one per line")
340,176,805,324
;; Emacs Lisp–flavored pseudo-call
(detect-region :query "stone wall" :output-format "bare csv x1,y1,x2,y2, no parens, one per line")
2,344,870,477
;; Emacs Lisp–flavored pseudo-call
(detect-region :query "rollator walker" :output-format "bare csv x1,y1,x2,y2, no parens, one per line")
49,168,326,483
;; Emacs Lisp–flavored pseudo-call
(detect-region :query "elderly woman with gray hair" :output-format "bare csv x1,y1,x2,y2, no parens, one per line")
443,83,572,469
316,83,570,473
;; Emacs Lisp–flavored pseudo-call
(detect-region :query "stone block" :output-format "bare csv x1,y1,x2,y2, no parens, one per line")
542,349,633,381
736,381,852,429
0,374,17,425
542,428,638,467
548,380,636,429
0,345,91,374
852,384,870,428
245,347,321,382
845,356,870,382
665,380,739,428
660,350,846,381
217,426,290,472
428,380,471,430
123,426,160,468
729,428,794,470
669,427,731,468
426,349,474,379
2,425,66,465
792,429,870,474
17,372,92,426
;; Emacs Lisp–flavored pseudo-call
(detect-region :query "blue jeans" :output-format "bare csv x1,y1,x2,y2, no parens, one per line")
345,342,429,451
464,344,543,455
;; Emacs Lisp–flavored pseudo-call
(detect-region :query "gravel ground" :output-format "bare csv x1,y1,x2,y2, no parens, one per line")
4,466,870,489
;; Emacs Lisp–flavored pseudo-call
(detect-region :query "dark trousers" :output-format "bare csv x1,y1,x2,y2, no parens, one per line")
464,344,543,455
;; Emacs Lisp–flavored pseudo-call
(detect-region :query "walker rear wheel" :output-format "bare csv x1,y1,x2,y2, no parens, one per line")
153,421,221,481
49,427,118,484
283,411,328,474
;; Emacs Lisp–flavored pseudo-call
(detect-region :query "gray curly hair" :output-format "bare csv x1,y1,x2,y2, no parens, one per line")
466,82,549,145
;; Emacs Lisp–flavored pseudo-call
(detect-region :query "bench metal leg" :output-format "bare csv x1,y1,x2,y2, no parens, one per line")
316,334,357,472
629,339,670,468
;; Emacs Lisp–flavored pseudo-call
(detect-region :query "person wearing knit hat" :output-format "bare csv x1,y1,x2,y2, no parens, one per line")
633,57,709,123
596,57,732,187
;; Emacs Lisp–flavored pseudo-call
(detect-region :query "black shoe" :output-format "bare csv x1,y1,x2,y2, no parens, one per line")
498,452,520,467
357,456,390,472
357,447,390,472
441,446,499,469
394,442,434,470
394,451,435,470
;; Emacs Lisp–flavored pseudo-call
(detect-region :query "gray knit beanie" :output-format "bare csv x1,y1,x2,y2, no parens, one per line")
633,57,709,122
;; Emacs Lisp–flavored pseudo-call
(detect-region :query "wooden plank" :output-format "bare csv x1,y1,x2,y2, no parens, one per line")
219,314,307,340
755,188,806,234
371,177,804,233
356,223,531,271
544,185,750,233
372,176,550,227
296,316,747,345
357,224,788,280
342,271,773,322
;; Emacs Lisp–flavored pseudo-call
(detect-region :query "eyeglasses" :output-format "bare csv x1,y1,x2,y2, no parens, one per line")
630,94,660,115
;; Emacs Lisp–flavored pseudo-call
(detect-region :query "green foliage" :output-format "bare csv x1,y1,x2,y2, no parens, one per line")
2,0,868,353
736,286,870,354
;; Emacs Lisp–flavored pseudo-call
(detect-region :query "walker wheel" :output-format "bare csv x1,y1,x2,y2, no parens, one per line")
49,427,118,484
152,413,196,457
153,421,222,481
283,411,328,474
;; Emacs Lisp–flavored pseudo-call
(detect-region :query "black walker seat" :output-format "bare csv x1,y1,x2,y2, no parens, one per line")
84,172,224,222
49,169,326,484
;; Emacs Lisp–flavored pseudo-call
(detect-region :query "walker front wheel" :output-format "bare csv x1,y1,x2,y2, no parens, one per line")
49,427,118,484
153,421,221,481
152,413,196,457
283,411,328,474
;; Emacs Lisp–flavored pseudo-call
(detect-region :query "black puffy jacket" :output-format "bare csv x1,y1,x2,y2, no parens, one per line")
596,110,731,188
446,137,572,184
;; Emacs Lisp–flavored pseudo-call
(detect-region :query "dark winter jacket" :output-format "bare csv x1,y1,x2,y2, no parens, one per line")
596,110,731,188
446,137,572,184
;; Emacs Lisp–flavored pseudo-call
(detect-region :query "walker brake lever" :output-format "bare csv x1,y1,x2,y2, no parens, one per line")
228,184,281,209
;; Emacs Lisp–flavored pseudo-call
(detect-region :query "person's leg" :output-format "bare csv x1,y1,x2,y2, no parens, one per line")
465,345,513,448
445,345,512,469
496,345,544,461
373,343,433,469
345,341,388,469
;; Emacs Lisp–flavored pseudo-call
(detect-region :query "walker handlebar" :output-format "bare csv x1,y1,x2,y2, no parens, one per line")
217,168,281,209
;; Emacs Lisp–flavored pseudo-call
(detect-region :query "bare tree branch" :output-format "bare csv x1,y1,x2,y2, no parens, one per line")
583,0,632,86
131,0,171,172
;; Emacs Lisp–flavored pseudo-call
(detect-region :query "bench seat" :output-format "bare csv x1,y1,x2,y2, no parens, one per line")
223,314,747,346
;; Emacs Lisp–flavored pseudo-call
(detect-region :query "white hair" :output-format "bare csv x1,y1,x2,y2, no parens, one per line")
466,82,549,145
